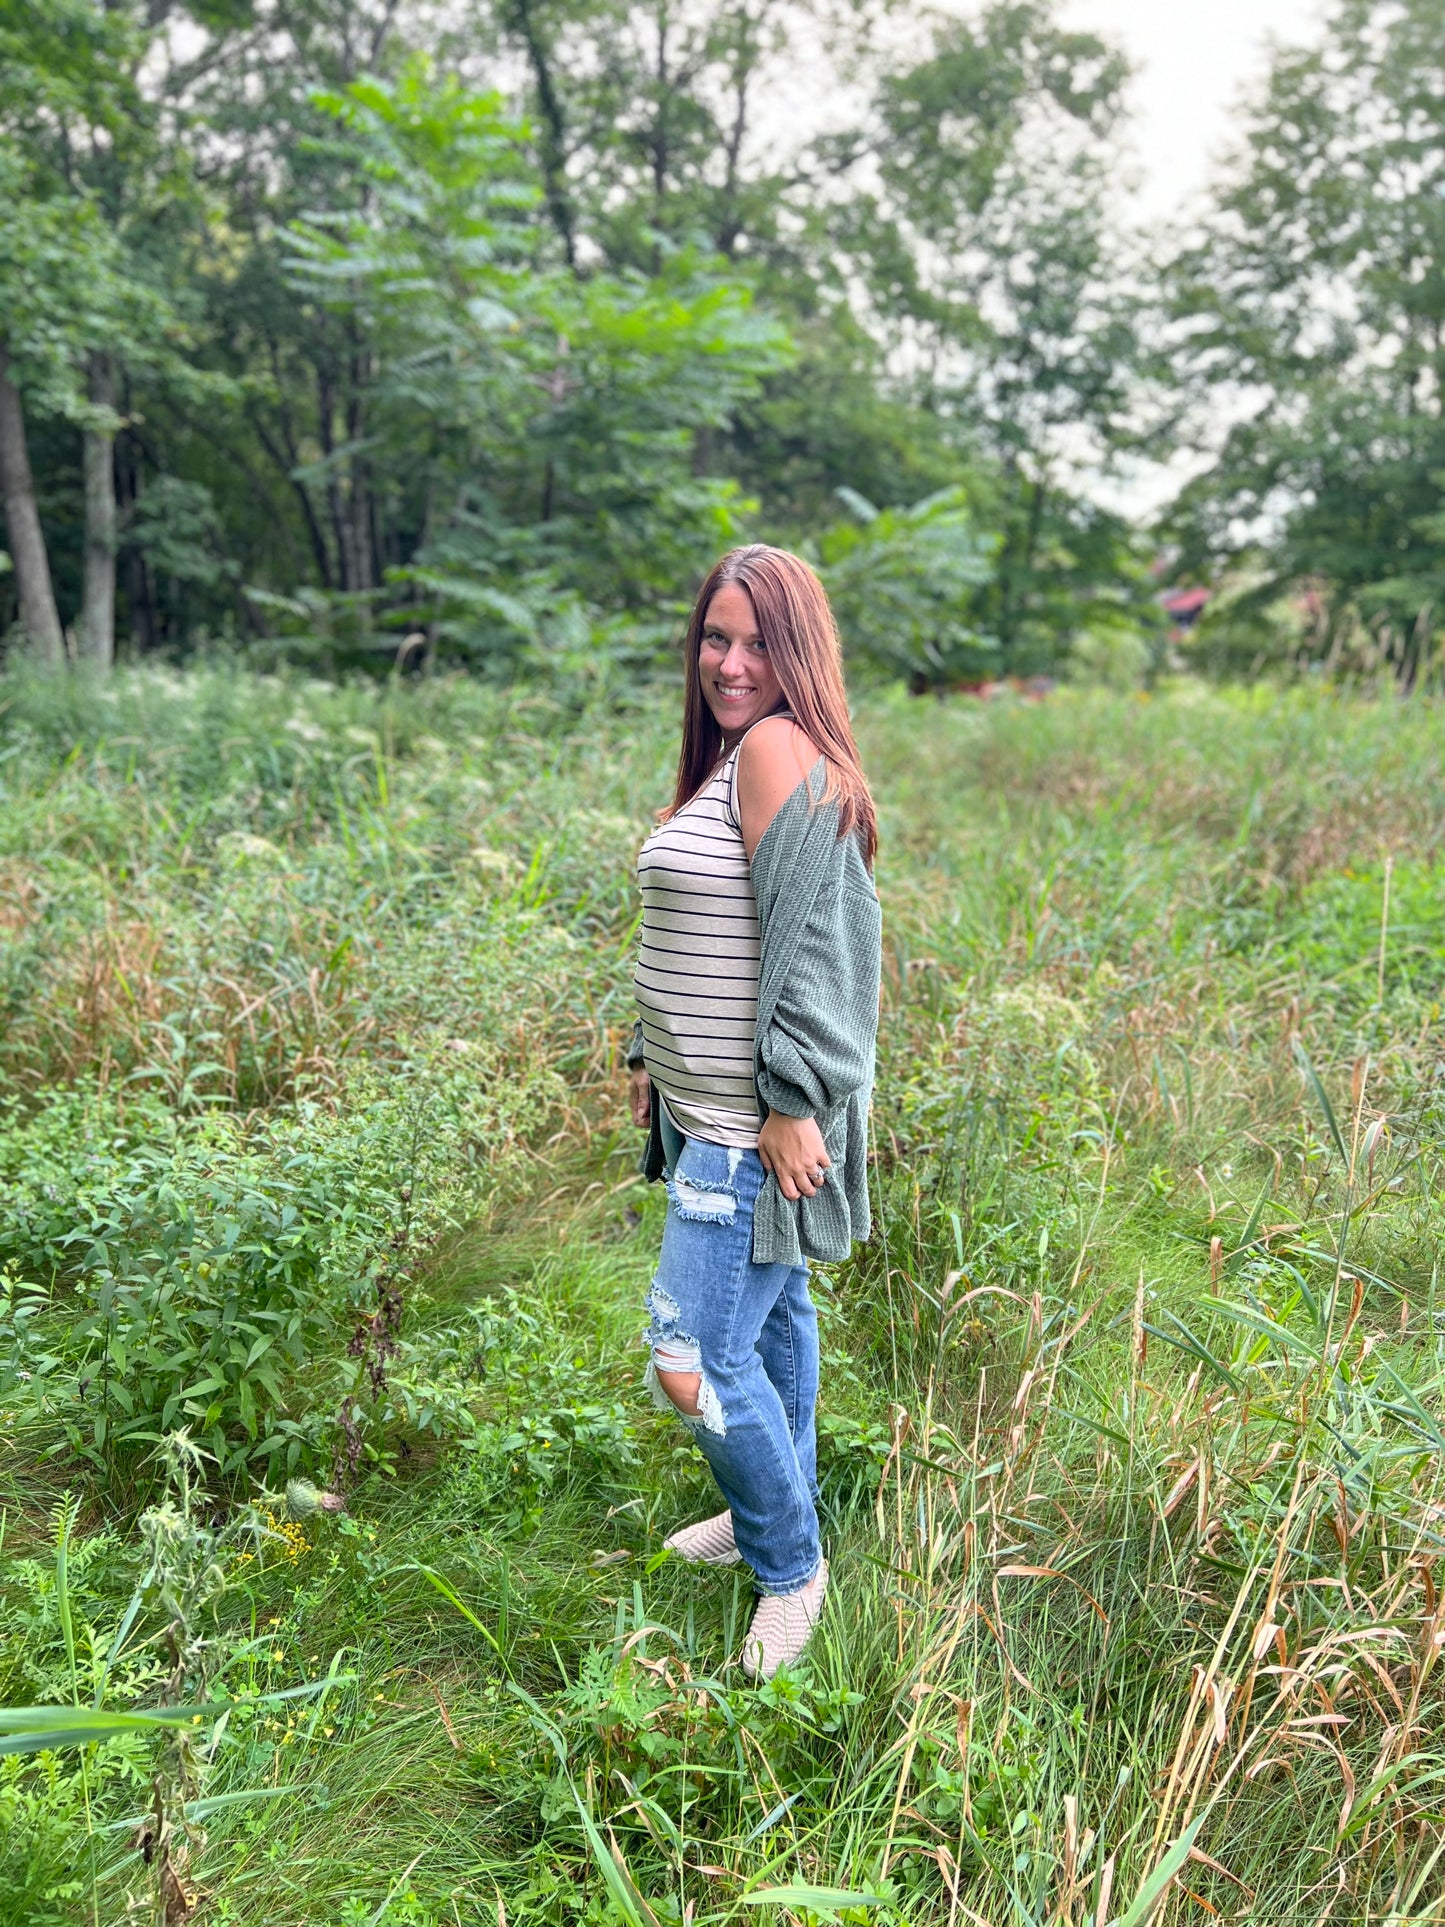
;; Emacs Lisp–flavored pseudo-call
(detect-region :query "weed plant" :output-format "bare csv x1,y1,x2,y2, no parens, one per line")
2,667,1444,1924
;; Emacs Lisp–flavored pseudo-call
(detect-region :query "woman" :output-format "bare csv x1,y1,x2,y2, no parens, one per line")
626,544,881,1680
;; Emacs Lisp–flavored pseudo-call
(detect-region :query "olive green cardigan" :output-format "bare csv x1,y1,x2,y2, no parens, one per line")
628,761,882,1266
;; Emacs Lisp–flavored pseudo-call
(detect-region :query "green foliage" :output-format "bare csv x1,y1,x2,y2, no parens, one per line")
1168,0,1445,672
0,144,164,426
0,1059,536,1484
819,488,999,689
0,0,1160,679
0,660,638,1489
0,0,201,412
0,1439,356,1925
820,1,1149,670
280,62,791,662
18,0,1445,682
1282,858,1445,1003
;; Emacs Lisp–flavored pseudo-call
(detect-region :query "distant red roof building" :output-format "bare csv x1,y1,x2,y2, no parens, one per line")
1161,586,1210,630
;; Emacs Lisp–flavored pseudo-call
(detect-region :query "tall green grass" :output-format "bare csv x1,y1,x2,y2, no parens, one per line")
2,667,1444,1925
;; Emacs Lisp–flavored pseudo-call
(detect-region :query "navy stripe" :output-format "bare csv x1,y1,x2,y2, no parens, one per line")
640,910,757,926
636,961,757,984
639,1025,754,1039
639,986,762,1002
639,935,758,954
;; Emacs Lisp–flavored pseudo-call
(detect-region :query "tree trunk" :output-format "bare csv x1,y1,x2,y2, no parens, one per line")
80,352,117,669
317,363,356,591
0,346,65,666
117,411,158,650
346,325,374,599
506,0,577,267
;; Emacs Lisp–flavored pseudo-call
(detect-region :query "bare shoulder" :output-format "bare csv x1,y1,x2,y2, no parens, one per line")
740,715,820,782
736,717,823,859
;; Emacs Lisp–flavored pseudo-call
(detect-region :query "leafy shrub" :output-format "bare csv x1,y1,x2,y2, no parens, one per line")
0,1051,558,1485
821,487,999,689
1067,618,1150,688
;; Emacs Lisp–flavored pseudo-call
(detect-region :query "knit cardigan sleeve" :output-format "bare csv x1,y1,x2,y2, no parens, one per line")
748,765,881,1264
755,880,881,1118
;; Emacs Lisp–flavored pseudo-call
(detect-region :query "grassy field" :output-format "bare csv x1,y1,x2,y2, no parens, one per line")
3,667,1445,1927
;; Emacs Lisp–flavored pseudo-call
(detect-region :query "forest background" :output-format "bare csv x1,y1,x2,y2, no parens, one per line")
4,0,1444,691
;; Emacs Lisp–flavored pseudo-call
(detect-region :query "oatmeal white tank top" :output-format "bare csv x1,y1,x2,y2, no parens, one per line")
635,739,763,1148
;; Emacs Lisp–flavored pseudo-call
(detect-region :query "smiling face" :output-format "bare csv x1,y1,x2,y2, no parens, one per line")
697,581,786,744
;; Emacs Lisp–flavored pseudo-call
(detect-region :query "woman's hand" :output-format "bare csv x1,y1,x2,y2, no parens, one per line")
757,1110,830,1200
629,1067,652,1129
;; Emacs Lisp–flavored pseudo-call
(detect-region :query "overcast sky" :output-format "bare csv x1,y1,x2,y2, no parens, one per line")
1055,0,1327,218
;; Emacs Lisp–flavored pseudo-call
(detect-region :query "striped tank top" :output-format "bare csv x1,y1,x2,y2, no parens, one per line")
635,740,762,1148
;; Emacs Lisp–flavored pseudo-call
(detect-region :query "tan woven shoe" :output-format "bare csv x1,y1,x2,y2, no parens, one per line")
741,1560,828,1680
663,1510,742,1566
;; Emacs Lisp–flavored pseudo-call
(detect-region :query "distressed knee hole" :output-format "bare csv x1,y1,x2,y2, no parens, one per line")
644,1285,726,1435
666,1174,737,1224
654,1364,703,1417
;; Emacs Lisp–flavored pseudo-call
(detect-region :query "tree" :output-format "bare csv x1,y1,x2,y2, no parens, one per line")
816,0,1153,673
1167,0,1445,676
0,0,126,661
0,0,206,666
142,0,425,624
488,0,814,271
0,342,64,663
284,62,790,662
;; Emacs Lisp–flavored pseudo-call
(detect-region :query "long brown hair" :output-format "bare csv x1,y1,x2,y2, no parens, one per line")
669,545,878,864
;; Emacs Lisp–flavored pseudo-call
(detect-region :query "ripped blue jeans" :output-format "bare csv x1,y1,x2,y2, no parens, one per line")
646,1119,821,1594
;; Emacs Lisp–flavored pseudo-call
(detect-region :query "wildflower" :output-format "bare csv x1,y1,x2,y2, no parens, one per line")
285,1478,345,1518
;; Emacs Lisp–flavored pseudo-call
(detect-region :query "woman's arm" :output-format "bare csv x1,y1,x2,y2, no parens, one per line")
737,718,834,1201
624,1019,651,1127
